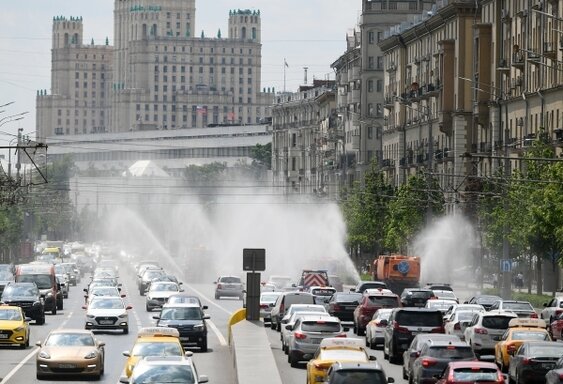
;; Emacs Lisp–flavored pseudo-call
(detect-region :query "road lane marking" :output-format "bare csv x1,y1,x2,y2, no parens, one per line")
206,319,228,346
2,309,76,383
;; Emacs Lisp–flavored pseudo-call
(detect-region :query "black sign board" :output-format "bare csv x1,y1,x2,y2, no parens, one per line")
243,248,266,271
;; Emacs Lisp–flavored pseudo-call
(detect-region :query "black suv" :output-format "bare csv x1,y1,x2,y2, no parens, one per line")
383,308,444,363
350,281,388,294
400,288,435,307
410,340,476,384
0,282,45,325
153,303,210,352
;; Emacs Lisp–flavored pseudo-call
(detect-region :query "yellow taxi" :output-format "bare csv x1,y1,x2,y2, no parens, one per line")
494,318,550,372
122,326,187,378
0,305,30,348
305,338,375,384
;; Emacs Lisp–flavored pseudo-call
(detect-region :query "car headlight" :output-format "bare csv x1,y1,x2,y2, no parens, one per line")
147,296,153,301
84,351,98,359
118,313,128,319
38,351,51,359
46,292,53,296
86,314,95,319
194,324,205,330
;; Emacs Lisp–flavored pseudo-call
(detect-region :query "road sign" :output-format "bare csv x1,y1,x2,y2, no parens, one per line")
500,259,512,273
243,248,265,271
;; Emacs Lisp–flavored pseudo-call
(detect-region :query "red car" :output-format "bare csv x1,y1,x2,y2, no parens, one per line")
549,313,563,341
352,289,400,336
436,361,505,384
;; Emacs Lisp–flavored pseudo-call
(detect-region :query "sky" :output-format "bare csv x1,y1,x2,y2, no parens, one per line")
0,0,361,150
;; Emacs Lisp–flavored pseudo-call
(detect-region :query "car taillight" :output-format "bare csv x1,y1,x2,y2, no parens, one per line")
556,309,563,317
558,372,563,380
335,333,347,338
497,372,505,383
360,306,371,315
522,357,530,365
260,304,269,309
530,312,538,318
431,326,445,333
422,358,437,368
332,304,341,311
507,344,517,353
393,321,409,334
294,332,307,340
474,327,488,334
454,323,461,330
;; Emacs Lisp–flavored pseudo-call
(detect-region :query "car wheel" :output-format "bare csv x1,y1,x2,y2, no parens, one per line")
215,293,219,299
123,327,129,335
357,326,365,336
353,322,358,335
57,300,63,310
140,289,145,296
200,339,208,352
383,342,389,360
36,316,45,325
51,306,57,316
145,305,151,312
36,372,46,380
289,351,299,368
402,366,408,380
365,334,371,349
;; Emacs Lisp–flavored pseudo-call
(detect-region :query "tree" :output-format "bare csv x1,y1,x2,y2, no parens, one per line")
384,172,444,252
249,143,272,169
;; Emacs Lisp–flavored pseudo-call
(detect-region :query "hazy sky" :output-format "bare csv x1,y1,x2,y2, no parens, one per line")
0,0,361,145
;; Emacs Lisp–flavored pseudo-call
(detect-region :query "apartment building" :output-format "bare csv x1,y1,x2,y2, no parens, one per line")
379,0,563,213
37,1,274,141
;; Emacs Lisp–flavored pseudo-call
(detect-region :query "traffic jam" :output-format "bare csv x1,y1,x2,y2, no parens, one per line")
2,248,563,383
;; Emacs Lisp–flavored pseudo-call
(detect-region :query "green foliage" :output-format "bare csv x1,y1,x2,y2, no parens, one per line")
0,206,23,247
249,143,272,169
341,161,394,253
482,288,552,308
384,172,444,252
182,162,227,182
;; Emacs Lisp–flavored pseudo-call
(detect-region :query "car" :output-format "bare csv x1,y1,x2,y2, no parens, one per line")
0,305,31,348
425,299,458,314
167,294,208,310
260,283,278,292
353,289,401,336
327,292,362,322
285,314,348,367
267,275,293,291
145,281,183,312
383,308,445,363
465,295,502,311
259,291,283,324
36,329,105,380
120,355,208,384
444,309,484,340
402,334,461,383
0,269,15,296
443,304,485,323
306,338,376,384
541,297,563,323
431,290,458,303
1,282,46,325
83,296,132,334
281,309,331,353
545,356,563,384
55,275,69,300
548,312,563,341
15,263,59,315
325,361,395,384
270,291,315,331
328,275,343,292
464,310,518,355
60,262,80,286
214,275,244,299
488,300,537,318
509,341,563,384
365,308,393,348
84,286,124,305
435,361,504,384
138,268,166,296
153,303,210,351
400,288,436,307
425,283,453,292
494,318,550,372
350,281,388,294
122,327,185,378
410,340,477,384
309,286,337,307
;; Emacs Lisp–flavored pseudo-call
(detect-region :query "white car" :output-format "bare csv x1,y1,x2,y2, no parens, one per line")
260,291,283,323
281,310,331,353
145,282,183,312
84,296,131,334
432,289,458,303
443,304,485,322
464,310,517,353
55,274,69,299
425,299,458,314
365,308,392,348
84,286,123,305
445,309,484,340
540,297,563,322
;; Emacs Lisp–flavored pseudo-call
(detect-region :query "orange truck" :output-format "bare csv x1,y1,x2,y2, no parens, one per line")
371,254,421,294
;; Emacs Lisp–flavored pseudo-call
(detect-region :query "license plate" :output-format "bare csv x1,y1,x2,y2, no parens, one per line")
0,334,8,339
99,320,113,325
542,363,554,369
59,364,76,368
310,338,322,344
492,335,502,341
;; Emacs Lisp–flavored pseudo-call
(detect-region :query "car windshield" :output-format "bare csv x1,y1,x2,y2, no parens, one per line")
435,291,456,299
512,331,548,341
427,346,474,359
482,316,514,329
144,270,164,279
367,296,398,307
290,306,325,315
0,271,14,280
90,299,123,309
220,277,240,283
335,293,362,302
457,312,477,321
17,274,51,289
409,291,434,298
503,302,533,311
476,296,500,305
321,349,367,361
133,365,195,384
427,301,453,310
396,311,442,326
528,344,563,357
152,284,178,292
0,309,22,321
261,294,281,302
2,285,38,297
45,333,95,346
331,370,385,384
301,321,340,332
452,368,499,381
131,342,183,357
91,288,118,296
160,307,202,320
168,296,199,305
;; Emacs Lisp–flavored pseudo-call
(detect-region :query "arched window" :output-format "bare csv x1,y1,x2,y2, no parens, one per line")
252,27,256,40
241,27,246,39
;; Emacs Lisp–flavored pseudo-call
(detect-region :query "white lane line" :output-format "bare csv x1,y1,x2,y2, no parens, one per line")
1,348,39,384
2,309,75,384
206,319,228,346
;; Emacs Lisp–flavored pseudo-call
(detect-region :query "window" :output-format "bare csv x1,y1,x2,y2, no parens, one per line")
377,80,383,92
368,127,373,139
368,57,374,69
368,31,375,44
377,57,384,70
368,80,374,92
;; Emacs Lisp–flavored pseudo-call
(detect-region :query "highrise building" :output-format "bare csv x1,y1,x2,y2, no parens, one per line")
37,1,274,141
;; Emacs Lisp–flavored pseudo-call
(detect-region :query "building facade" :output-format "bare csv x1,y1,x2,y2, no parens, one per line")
379,0,563,213
37,1,274,140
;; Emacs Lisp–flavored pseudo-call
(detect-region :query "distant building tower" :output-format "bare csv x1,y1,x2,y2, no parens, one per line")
228,9,261,42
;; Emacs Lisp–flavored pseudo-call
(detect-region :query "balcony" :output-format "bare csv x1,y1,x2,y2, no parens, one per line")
497,59,510,72
554,128,563,144
544,42,557,59
381,159,391,167
528,51,541,65
512,52,525,69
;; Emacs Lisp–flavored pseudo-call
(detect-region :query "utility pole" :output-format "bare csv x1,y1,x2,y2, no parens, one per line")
16,128,23,183
426,111,433,225
501,99,512,299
